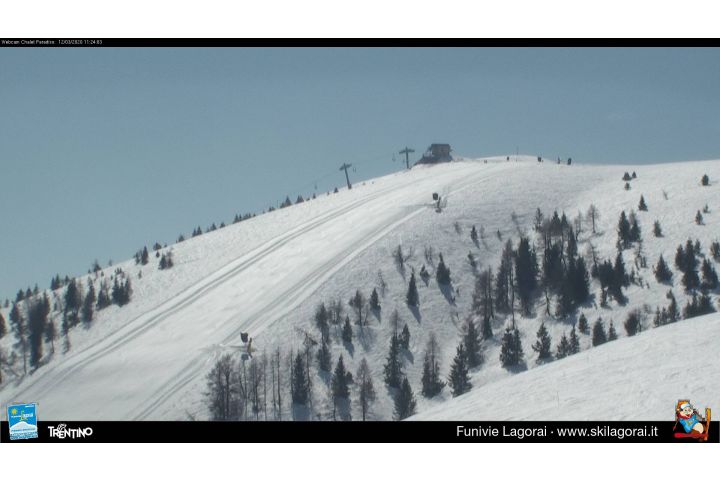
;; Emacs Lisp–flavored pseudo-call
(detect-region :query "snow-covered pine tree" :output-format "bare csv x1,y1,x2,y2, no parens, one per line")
569,325,580,354
9,303,27,374
531,322,552,362
638,195,648,211
316,338,331,372
577,313,588,334
421,333,444,398
356,358,376,421
499,326,524,367
341,316,353,343
592,318,607,346
383,333,403,389
463,319,482,368
406,272,419,307
654,254,673,283
608,319,618,340
400,324,411,350
447,342,471,397
291,352,309,405
82,282,96,325
393,377,417,420
624,310,642,337
556,331,570,359
331,355,350,406
653,220,662,237
369,288,380,311
701,259,718,290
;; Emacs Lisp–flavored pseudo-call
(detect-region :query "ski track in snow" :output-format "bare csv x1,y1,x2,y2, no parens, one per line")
2,160,502,420
2,156,719,421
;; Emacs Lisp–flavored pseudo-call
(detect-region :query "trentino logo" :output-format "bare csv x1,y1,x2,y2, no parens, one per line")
7,403,39,440
47,423,94,439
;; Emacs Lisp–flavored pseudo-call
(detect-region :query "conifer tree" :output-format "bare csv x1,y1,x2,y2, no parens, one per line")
654,254,673,283
421,333,444,397
314,303,330,343
499,326,524,367
393,377,417,420
653,220,663,237
569,325,580,354
463,319,482,368
44,318,56,355
577,313,588,334
316,338,331,372
141,246,149,265
556,332,570,359
356,358,376,421
608,319,618,340
291,352,309,405
638,195,648,211
27,296,50,369
369,288,380,311
701,174,710,186
383,333,403,389
696,210,704,225
341,316,353,343
331,355,350,402
0,312,5,339
667,290,679,323
532,322,552,361
701,259,718,290
9,303,28,374
82,282,96,326
400,324,411,349
624,310,641,336
592,318,607,346
406,272,419,307
515,237,538,314
448,342,471,397
617,211,632,249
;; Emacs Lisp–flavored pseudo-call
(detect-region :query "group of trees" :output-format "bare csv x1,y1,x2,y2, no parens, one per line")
538,210,590,316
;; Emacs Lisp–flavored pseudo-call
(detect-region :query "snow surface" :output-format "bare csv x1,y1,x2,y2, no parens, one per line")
1,155,718,421
412,311,719,420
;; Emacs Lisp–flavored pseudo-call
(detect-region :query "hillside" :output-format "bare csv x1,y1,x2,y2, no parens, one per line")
413,311,719,420
1,155,718,421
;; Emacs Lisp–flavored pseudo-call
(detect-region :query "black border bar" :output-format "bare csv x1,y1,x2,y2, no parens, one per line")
1,38,720,48
1,420,717,443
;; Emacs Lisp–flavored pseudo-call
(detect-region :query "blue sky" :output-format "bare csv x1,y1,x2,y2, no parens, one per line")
1,47,719,300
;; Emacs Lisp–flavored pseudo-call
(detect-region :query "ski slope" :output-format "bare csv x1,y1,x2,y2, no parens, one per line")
1,155,718,420
412,312,720,420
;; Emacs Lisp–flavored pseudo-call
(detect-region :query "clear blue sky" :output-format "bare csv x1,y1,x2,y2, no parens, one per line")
1,47,719,300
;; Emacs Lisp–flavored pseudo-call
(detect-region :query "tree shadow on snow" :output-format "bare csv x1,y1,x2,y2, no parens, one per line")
439,283,456,305
408,304,422,323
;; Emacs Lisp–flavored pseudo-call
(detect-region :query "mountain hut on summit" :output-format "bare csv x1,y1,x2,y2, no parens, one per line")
415,143,452,165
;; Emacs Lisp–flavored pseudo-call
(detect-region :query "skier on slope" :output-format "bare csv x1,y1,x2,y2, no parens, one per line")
677,401,705,435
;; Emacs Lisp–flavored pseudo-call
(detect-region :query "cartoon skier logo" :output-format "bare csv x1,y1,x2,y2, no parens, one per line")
673,400,711,441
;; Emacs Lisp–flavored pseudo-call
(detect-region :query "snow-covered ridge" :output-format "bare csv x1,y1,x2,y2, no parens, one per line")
1,155,718,421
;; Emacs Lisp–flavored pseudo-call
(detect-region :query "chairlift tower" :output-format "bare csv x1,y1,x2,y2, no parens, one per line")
340,163,353,190
399,147,415,170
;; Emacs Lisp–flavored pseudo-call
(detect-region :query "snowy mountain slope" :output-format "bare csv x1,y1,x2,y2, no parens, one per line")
1,155,718,421
412,311,720,420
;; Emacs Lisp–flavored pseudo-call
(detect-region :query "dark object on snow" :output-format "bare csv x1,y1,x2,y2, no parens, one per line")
416,144,452,165
567,157,572,165
240,332,249,343
432,192,439,201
